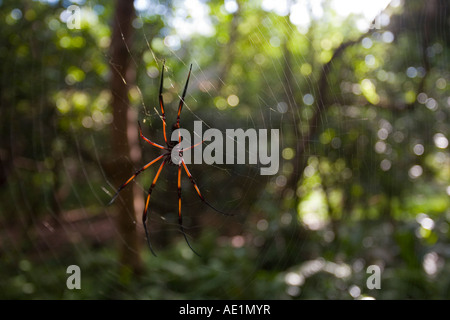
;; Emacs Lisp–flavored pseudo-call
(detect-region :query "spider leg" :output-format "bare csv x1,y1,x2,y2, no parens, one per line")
159,60,168,145
178,165,200,256
181,160,233,217
108,153,167,206
181,139,204,152
138,121,168,150
142,158,167,256
175,64,192,129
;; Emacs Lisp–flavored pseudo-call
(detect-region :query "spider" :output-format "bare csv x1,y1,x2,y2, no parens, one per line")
108,61,231,256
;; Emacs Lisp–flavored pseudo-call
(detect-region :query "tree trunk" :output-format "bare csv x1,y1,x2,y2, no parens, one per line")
109,0,144,277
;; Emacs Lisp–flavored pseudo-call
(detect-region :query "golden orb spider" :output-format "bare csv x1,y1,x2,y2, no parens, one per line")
108,61,231,256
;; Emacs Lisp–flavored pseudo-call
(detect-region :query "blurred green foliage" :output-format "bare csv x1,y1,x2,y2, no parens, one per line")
0,0,449,299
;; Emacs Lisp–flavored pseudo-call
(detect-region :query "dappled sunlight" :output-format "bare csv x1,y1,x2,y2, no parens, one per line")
1,0,449,300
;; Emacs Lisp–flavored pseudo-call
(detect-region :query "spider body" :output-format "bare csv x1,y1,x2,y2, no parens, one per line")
109,61,231,256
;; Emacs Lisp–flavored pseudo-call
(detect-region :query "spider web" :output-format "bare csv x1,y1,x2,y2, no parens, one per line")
4,0,444,300
90,15,271,297
0,0,351,299
94,1,367,297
